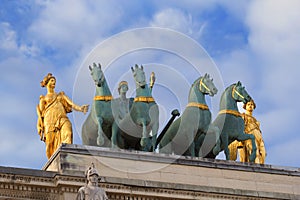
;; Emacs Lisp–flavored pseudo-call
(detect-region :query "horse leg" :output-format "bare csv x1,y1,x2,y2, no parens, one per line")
195,133,206,157
221,133,230,160
149,105,159,152
159,141,172,154
237,133,257,162
158,131,173,154
151,120,159,152
208,125,221,156
111,122,120,148
195,133,204,157
82,113,98,146
187,129,197,157
96,117,105,146
189,142,195,157
140,120,151,151
81,119,89,145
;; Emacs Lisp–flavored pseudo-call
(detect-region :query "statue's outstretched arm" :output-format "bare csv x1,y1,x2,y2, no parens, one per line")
61,92,89,114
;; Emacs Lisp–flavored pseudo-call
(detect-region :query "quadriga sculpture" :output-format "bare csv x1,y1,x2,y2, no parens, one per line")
207,81,257,162
117,65,159,151
81,63,113,147
158,73,218,157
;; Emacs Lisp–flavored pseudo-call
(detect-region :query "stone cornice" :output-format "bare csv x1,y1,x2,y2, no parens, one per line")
1,144,299,199
44,144,300,176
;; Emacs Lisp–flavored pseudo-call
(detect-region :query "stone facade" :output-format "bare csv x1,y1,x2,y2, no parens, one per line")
0,144,299,199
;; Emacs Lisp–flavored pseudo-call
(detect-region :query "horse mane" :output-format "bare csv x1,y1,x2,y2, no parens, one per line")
189,76,202,93
220,83,234,99
218,83,237,110
225,83,236,92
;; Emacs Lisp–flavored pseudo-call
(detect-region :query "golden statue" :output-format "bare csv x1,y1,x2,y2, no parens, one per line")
37,73,89,159
229,100,266,164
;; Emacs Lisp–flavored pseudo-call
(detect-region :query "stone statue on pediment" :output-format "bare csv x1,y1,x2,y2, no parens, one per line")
76,163,108,200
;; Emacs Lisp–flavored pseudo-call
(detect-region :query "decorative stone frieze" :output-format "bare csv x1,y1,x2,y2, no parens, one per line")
0,144,299,200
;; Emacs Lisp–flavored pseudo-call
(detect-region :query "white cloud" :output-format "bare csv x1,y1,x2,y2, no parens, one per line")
267,138,300,167
244,0,300,106
215,49,258,88
258,108,299,143
247,0,300,58
149,8,211,40
0,22,18,58
150,8,194,35
0,22,18,51
28,0,123,51
0,22,40,59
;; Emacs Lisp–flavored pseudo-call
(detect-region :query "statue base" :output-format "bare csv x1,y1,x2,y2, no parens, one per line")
42,144,300,199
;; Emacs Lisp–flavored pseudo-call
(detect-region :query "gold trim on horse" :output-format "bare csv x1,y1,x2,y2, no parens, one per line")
218,109,242,117
94,95,113,101
186,102,209,110
134,96,155,103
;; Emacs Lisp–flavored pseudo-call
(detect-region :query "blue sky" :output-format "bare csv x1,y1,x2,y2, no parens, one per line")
1,0,300,169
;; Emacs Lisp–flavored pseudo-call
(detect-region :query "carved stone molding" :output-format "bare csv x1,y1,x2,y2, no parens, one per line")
1,145,299,200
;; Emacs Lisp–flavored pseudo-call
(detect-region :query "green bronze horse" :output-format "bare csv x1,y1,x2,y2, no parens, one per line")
158,73,218,157
208,81,257,162
117,65,159,151
81,63,113,147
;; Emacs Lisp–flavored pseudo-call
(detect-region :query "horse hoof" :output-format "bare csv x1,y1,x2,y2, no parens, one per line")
250,155,256,162
97,136,105,146
140,138,151,151
111,144,119,149
213,146,220,156
140,138,147,146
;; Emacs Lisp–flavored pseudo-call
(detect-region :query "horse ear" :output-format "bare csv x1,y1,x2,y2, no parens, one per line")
204,73,208,78
237,81,241,86
131,67,134,72
98,63,101,69
141,65,144,70
89,65,92,71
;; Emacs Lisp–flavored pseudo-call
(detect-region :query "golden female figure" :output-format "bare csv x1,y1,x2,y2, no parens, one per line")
229,100,266,163
37,73,89,159
239,100,266,164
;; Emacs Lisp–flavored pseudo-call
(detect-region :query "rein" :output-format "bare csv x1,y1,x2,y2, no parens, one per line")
94,95,113,101
232,85,245,99
199,77,210,93
134,96,155,103
218,109,242,117
187,102,209,110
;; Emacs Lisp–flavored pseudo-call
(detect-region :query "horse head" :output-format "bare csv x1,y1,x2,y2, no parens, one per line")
131,64,146,89
231,81,251,104
89,63,105,87
199,73,218,97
